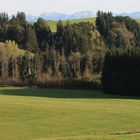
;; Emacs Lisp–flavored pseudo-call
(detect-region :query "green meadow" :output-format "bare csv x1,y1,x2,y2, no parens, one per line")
0,87,140,140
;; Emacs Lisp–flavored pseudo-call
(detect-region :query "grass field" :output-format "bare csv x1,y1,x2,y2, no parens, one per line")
0,87,140,140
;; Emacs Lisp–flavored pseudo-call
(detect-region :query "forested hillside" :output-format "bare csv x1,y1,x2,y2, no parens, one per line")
0,11,140,94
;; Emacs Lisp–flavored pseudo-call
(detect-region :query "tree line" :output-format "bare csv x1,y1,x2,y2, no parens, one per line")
0,11,140,94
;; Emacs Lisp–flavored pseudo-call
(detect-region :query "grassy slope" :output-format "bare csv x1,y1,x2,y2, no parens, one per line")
47,18,96,32
0,87,140,140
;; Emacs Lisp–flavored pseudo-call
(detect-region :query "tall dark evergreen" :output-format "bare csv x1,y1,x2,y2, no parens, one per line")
0,13,9,42
7,12,26,48
25,25,39,53
102,47,140,95
34,18,51,51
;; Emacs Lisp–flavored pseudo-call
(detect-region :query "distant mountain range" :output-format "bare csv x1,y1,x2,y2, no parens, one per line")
26,11,140,22
116,12,140,19
26,11,95,22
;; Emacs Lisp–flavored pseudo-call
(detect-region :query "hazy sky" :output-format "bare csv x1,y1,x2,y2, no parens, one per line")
0,0,139,15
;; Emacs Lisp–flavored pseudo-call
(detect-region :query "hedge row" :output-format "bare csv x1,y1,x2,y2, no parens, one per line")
102,47,140,95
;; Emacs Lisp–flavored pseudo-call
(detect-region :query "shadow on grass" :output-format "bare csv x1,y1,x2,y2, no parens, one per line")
0,87,140,100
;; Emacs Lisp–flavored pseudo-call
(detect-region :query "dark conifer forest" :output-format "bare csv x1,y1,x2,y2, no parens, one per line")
0,11,140,95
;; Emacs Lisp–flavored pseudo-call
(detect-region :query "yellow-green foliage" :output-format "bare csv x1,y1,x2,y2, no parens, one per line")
0,40,34,58
135,18,140,23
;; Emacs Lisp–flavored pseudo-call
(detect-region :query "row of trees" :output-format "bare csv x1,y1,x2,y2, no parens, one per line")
0,12,51,53
0,40,104,88
0,11,140,93
0,12,107,87
0,12,97,54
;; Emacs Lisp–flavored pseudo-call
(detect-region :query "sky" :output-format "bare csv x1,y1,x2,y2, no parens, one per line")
0,0,139,16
